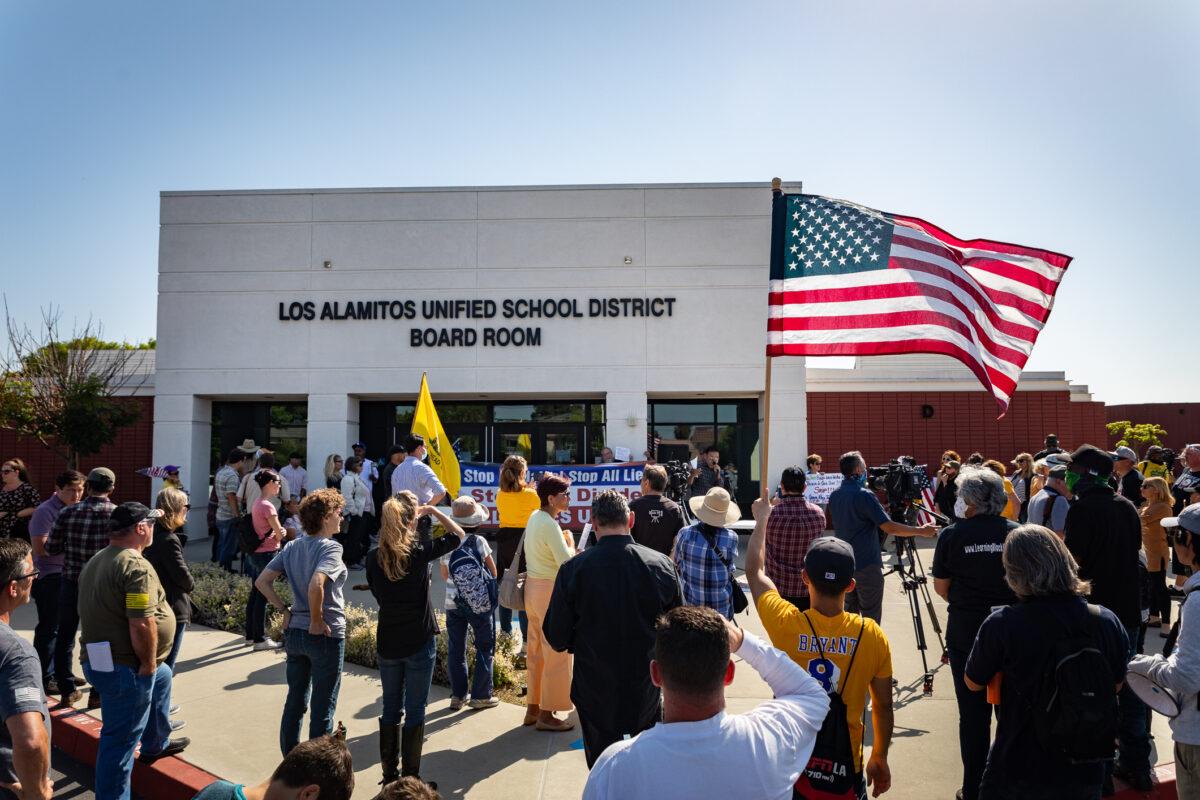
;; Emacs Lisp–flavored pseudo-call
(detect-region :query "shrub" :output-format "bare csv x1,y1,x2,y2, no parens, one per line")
188,562,518,695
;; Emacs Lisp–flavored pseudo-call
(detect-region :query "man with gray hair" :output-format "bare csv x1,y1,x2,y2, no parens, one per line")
931,467,1018,800
544,490,683,767
828,451,938,623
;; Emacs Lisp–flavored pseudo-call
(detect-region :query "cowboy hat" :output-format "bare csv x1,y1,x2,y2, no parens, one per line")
689,487,741,527
237,439,260,454
450,496,490,527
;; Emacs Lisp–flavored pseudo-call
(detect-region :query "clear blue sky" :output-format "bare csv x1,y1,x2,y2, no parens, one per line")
2,1,1196,405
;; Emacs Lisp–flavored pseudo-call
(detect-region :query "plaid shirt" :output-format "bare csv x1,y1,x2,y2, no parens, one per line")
672,523,738,619
765,496,828,597
44,495,116,581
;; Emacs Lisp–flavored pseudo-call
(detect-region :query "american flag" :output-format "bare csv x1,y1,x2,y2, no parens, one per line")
767,194,1072,415
912,485,940,526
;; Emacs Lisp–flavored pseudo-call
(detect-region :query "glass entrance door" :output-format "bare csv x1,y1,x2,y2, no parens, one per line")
494,425,534,463
541,424,582,465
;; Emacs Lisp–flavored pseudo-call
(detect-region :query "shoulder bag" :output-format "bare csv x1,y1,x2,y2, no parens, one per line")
498,527,528,612
706,529,749,615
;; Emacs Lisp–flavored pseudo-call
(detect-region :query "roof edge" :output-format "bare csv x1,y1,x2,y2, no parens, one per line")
160,180,802,198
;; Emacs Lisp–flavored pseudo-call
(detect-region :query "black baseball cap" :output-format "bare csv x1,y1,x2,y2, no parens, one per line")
1068,444,1113,478
109,502,163,532
803,537,856,591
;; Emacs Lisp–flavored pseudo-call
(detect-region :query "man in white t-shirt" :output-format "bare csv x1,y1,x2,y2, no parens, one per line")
279,453,308,500
583,605,828,800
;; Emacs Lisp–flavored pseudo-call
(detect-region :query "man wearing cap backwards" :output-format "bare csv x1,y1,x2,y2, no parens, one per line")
44,467,117,706
544,490,683,767
1111,446,1145,507
1130,504,1200,799
1026,465,1071,537
78,501,188,799
745,497,895,799
1063,444,1152,792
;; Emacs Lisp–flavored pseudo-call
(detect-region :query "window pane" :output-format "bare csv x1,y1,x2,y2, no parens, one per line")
531,403,585,422
270,403,308,464
717,403,738,423
394,404,415,425
450,433,482,463
497,432,533,461
650,402,714,424
493,404,534,423
545,431,580,464
590,404,606,423
439,404,488,423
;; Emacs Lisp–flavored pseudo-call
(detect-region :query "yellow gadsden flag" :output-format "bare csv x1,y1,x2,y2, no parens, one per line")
412,373,461,497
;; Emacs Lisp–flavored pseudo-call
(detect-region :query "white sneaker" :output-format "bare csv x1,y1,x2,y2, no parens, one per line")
449,696,464,711
169,719,187,732
468,697,499,710
252,639,279,652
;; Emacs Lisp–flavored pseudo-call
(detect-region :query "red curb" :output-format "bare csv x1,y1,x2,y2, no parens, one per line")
1112,761,1177,800
50,702,222,800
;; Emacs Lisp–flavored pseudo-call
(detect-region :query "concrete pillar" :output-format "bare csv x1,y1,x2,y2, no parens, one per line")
307,394,359,492
760,359,808,494
152,394,212,530
604,391,649,462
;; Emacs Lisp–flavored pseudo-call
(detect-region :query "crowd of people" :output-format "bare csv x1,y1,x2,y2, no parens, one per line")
2,436,1200,799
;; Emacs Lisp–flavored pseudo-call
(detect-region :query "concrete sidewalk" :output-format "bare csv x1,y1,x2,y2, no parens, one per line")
9,536,1176,799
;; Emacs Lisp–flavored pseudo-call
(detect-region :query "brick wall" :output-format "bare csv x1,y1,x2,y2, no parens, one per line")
1106,403,1200,454
0,397,155,504
806,390,1109,473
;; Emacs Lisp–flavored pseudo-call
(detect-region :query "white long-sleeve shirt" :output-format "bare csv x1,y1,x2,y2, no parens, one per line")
1131,571,1200,745
583,631,830,800
340,473,369,517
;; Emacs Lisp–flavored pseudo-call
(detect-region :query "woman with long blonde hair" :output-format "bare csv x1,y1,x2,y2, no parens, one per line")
366,491,464,790
495,454,539,648
144,486,196,729
1141,476,1175,632
324,453,344,489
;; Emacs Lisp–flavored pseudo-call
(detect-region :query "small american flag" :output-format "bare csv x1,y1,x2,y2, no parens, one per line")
768,194,1071,415
912,486,940,526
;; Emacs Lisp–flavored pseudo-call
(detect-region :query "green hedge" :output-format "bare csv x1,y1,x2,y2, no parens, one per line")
188,562,520,691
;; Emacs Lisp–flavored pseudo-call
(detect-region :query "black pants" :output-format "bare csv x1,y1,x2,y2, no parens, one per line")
53,577,81,693
948,642,995,800
1149,566,1171,626
335,515,367,565
579,703,661,769
31,573,60,686
781,594,811,611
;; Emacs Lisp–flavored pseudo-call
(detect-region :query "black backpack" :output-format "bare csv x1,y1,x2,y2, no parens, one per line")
794,614,865,800
1031,603,1118,764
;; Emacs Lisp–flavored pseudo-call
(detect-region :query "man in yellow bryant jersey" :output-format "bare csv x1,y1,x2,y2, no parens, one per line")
746,496,895,799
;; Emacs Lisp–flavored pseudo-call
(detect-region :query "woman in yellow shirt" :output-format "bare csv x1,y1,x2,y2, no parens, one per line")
521,473,576,731
984,460,1021,521
495,456,540,647
1140,477,1175,632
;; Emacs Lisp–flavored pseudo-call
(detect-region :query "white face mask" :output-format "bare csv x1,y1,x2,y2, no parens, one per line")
954,497,968,519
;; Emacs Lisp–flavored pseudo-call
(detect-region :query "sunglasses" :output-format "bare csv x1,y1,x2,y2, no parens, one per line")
0,467,13,474
9,570,39,583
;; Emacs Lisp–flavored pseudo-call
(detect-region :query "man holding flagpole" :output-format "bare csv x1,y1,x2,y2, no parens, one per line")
392,374,460,536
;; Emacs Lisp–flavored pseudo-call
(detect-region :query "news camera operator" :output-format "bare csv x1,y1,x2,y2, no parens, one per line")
1129,504,1200,798
828,451,938,623
930,467,1018,800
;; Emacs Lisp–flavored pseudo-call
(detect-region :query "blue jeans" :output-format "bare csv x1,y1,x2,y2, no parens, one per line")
446,606,495,700
243,552,273,642
281,628,345,755
379,637,437,727
31,573,60,685
165,622,187,672
216,518,239,571
498,606,528,640
81,662,173,800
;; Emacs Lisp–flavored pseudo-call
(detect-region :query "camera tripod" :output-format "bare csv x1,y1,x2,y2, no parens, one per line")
884,501,949,695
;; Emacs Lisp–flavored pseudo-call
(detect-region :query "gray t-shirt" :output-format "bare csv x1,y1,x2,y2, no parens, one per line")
0,622,50,784
267,535,348,639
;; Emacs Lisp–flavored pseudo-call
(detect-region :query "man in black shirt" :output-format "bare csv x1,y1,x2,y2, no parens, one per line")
1173,445,1200,515
1110,446,1144,507
629,465,686,557
1062,444,1151,792
931,466,1018,800
544,490,683,767
1033,433,1065,462
688,446,729,500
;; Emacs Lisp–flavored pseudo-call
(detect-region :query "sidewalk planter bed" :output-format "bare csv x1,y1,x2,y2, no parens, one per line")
188,562,520,695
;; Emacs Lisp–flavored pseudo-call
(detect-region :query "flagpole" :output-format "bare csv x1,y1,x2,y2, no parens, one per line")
762,177,784,499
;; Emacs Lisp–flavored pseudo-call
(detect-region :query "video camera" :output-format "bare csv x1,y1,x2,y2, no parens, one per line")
867,455,932,510
1160,448,1179,468
661,460,693,505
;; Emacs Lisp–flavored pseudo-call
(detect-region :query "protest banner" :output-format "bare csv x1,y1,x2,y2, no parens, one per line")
460,461,646,528
802,472,843,506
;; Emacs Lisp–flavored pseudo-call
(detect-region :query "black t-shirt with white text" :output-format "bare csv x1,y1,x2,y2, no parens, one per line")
628,495,686,557
1173,469,1200,514
931,514,1019,649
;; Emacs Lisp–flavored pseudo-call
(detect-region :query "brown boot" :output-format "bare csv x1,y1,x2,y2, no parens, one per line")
523,704,540,726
